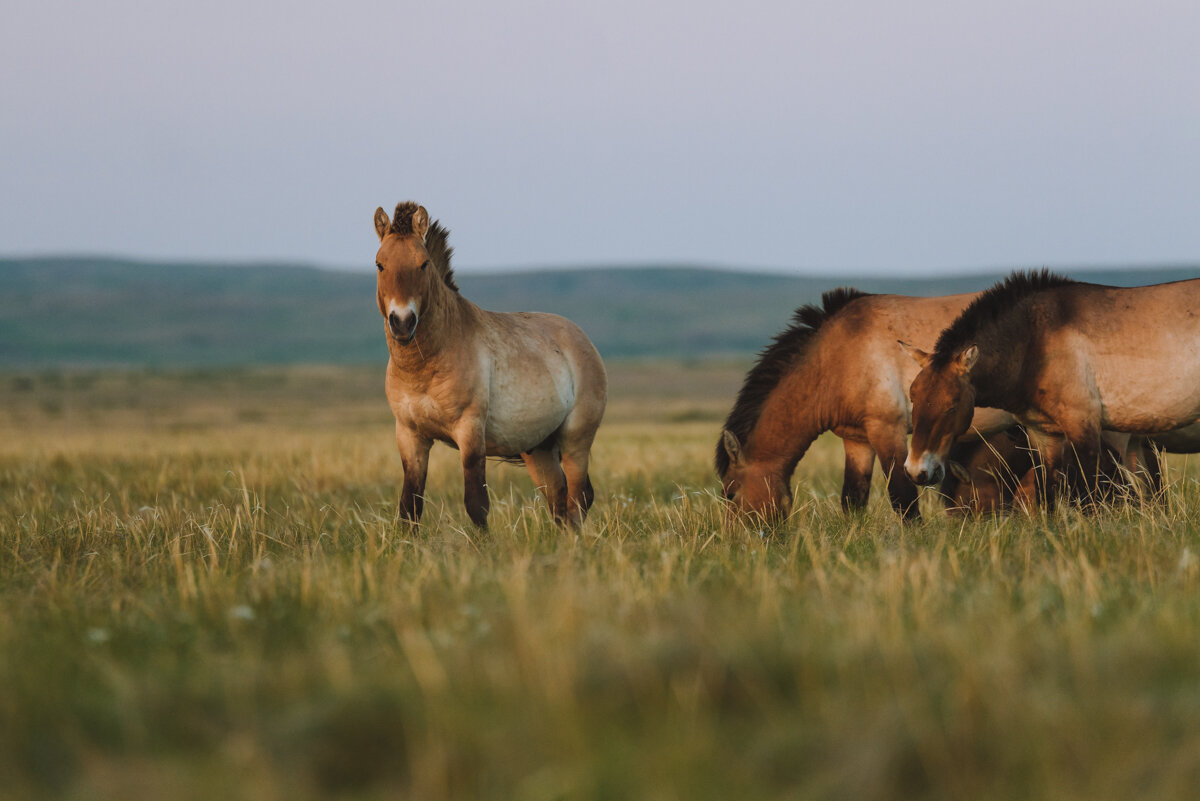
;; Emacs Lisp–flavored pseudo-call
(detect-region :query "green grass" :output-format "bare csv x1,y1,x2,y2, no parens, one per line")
2,367,1200,800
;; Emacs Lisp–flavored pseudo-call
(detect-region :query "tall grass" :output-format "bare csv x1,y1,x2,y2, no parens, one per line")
2,368,1199,800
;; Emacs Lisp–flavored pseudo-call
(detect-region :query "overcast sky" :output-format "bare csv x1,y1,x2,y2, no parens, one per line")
3,1,1198,275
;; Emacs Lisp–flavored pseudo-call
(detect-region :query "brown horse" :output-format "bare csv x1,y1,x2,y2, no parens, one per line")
374,202,607,529
940,426,1038,514
904,270,1200,504
717,288,1016,523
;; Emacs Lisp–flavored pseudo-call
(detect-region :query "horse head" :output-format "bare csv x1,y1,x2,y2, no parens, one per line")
373,202,443,345
718,429,793,526
902,341,979,486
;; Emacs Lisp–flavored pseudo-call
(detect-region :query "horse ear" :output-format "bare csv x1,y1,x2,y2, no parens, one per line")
722,429,744,467
412,206,430,241
955,345,979,374
373,207,390,241
898,340,932,368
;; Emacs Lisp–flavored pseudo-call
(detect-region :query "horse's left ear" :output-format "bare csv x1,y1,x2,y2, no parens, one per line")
898,340,932,368
412,206,430,242
954,345,979,374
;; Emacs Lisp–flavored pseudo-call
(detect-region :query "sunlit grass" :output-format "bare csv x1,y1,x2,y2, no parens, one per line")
2,367,1200,800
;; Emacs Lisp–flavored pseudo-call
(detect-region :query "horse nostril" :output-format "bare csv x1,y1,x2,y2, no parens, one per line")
388,310,418,340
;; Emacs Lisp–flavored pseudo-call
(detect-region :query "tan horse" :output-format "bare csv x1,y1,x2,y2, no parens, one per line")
717,288,1016,524
904,270,1200,505
374,202,607,529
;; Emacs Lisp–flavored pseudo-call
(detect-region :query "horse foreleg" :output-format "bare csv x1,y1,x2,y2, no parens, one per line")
395,426,431,524
1024,429,1064,512
453,421,490,529
866,421,920,521
840,438,876,513
522,447,569,526
1064,429,1105,509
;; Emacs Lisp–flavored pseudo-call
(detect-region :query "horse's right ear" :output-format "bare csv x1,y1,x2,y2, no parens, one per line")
898,340,932,368
722,429,744,467
373,207,390,241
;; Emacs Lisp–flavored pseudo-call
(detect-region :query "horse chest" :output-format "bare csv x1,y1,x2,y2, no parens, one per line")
388,386,465,440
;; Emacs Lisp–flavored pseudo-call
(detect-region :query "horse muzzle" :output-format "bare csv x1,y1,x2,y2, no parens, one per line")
905,452,944,486
388,309,419,343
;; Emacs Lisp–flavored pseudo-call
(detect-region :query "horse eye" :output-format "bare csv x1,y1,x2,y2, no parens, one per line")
375,262,383,272
421,260,430,271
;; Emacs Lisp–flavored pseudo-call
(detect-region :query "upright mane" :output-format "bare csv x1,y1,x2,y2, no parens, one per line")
716,287,872,477
932,269,1075,367
390,202,459,292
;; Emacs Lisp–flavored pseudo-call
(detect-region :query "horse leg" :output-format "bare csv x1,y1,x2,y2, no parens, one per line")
552,397,602,527
1122,436,1164,498
1063,427,1104,509
1023,429,1065,511
395,424,431,524
1142,441,1165,497
866,420,920,521
840,438,876,512
453,420,490,529
522,446,569,526
560,445,595,527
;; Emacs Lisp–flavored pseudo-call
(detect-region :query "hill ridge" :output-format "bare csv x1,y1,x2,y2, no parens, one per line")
2,258,1195,367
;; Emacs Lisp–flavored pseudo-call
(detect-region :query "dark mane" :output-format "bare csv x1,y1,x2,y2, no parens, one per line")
424,221,459,292
932,269,1075,367
716,287,872,477
391,202,458,292
390,201,420,235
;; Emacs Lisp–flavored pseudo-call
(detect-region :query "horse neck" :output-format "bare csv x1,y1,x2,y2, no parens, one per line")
385,282,474,369
968,305,1036,410
743,371,825,476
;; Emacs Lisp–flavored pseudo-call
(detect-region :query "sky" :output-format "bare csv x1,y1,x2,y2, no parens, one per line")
3,0,1199,275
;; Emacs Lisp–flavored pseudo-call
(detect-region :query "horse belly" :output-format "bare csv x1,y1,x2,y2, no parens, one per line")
1097,358,1200,433
485,362,576,456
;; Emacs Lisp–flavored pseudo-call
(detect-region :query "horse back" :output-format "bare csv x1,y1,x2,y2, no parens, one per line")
814,293,977,417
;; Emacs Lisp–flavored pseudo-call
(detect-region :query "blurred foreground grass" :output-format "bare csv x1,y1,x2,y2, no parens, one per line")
2,365,1200,800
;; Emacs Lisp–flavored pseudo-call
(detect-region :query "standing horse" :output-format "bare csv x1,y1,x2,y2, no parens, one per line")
904,270,1200,505
717,288,1016,523
374,202,607,529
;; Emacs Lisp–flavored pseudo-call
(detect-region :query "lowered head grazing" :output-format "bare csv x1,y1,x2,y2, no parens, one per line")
718,429,793,526
903,342,979,485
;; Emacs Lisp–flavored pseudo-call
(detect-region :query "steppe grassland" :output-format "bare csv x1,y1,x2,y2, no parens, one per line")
2,365,1200,801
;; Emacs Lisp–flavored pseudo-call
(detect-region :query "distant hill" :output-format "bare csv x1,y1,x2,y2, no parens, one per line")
1,257,1196,367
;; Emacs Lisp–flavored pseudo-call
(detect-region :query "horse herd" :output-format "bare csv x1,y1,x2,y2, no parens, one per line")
374,202,1200,529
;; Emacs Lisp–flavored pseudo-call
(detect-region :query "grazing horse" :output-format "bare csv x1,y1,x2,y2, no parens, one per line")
717,288,1016,524
374,202,607,529
904,270,1200,505
940,426,1038,514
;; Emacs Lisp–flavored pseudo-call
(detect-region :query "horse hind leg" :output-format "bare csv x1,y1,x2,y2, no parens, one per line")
560,447,595,526
522,447,569,526
558,414,601,527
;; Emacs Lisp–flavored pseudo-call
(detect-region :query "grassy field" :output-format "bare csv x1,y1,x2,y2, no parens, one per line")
3,365,1200,800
